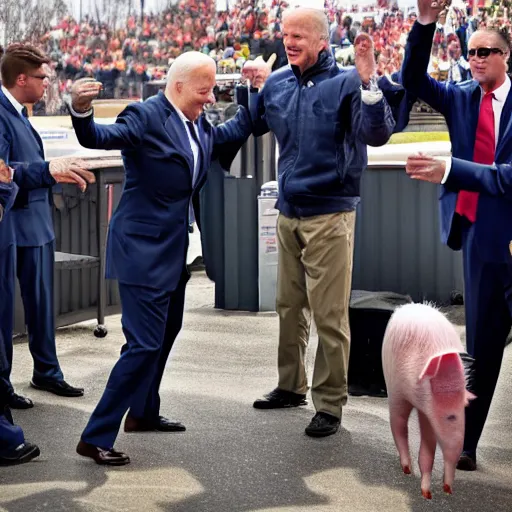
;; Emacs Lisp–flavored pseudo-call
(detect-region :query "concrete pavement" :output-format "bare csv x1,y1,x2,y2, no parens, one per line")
1,272,511,512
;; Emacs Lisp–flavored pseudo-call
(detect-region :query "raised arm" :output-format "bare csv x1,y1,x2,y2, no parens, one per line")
350,34,396,146
69,78,146,150
401,1,454,117
212,105,253,146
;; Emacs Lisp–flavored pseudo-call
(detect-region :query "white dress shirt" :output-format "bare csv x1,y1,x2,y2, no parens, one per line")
441,74,511,183
167,100,201,187
1,86,26,180
1,85,25,116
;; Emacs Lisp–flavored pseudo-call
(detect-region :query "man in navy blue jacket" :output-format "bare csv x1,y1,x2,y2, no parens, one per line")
69,51,253,465
402,0,512,471
0,156,94,465
0,170,40,466
0,43,87,406
244,7,398,438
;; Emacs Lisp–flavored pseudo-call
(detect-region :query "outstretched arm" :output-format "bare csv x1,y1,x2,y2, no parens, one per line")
406,153,512,200
0,135,95,193
69,78,146,150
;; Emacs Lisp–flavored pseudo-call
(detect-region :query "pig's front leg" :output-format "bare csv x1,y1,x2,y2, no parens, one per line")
388,396,413,475
418,411,436,500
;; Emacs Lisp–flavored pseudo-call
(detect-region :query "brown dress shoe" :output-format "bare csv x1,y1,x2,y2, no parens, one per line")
124,415,186,432
76,440,130,466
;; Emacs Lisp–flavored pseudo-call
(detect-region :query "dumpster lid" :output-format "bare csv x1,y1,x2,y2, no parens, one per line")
349,290,413,311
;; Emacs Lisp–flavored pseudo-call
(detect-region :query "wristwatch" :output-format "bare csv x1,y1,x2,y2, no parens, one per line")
361,74,380,92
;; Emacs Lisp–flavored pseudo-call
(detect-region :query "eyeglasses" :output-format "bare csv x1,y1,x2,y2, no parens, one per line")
28,74,49,80
468,47,504,58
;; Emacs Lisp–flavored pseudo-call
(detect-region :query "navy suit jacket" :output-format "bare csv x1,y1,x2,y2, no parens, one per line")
71,91,252,292
403,21,512,263
0,89,54,247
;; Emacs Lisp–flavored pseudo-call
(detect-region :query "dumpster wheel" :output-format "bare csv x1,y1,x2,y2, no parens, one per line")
94,325,108,338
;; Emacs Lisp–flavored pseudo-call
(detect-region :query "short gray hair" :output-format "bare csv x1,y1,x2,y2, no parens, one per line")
166,51,216,84
282,7,330,41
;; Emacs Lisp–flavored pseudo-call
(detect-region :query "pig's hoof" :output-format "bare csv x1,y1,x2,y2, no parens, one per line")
422,490,432,500
443,484,452,495
402,465,411,475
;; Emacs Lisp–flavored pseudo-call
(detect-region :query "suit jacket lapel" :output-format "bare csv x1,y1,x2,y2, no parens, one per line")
0,89,20,118
194,119,208,188
164,110,194,180
496,88,512,160
0,90,44,157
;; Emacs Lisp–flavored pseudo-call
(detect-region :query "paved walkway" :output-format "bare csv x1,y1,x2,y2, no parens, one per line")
1,272,510,512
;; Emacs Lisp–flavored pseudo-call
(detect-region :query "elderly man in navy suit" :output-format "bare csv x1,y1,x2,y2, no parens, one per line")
402,0,512,472
70,51,253,465
0,43,87,407
0,154,94,465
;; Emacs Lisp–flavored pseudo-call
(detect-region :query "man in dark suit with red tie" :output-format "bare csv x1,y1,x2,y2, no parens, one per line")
402,0,512,472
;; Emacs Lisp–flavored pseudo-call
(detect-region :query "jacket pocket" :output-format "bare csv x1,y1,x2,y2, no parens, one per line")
123,220,162,238
29,189,49,203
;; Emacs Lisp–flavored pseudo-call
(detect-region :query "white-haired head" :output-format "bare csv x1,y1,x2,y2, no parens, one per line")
166,51,216,86
280,7,330,75
282,7,330,42
165,51,217,122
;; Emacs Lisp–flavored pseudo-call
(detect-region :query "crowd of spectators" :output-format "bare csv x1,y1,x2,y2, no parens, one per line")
4,0,511,114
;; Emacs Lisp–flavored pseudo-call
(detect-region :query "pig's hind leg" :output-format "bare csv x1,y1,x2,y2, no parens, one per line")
418,410,437,500
388,396,413,475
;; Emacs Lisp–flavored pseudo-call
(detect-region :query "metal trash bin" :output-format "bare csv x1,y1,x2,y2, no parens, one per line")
258,181,279,311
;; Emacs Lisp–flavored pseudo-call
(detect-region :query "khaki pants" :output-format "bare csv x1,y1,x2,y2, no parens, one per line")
276,211,356,419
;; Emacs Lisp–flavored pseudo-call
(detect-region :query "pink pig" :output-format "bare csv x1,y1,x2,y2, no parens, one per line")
381,302,475,499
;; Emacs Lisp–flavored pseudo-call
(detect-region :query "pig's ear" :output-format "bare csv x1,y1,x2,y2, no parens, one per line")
419,355,442,381
465,390,477,406
419,352,460,381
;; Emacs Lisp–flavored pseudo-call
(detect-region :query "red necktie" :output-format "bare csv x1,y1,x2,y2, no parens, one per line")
455,91,495,223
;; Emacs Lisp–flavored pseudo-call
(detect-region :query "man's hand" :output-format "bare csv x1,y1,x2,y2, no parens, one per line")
49,158,96,192
406,152,446,183
417,0,451,25
71,78,103,114
241,54,275,90
0,159,12,184
354,33,376,85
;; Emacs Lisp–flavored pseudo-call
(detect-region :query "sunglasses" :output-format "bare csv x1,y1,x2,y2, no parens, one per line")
468,47,504,58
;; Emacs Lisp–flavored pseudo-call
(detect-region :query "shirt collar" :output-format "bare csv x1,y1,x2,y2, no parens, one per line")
166,95,192,125
1,86,24,115
483,74,511,103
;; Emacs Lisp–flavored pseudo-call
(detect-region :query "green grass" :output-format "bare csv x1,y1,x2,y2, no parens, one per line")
388,131,450,144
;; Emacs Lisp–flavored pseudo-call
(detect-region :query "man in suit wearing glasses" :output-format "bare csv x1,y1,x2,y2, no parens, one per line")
0,43,86,409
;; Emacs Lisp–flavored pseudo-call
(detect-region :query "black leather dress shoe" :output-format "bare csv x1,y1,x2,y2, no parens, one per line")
76,440,130,466
124,415,186,432
253,388,307,409
7,393,34,409
30,378,84,397
457,451,477,471
0,442,40,466
305,412,341,437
